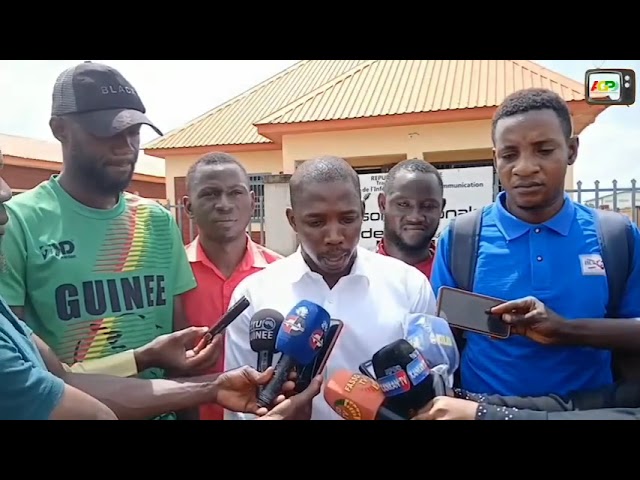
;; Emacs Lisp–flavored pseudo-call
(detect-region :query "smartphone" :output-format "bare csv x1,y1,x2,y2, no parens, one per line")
436,286,511,339
194,296,250,351
358,359,375,379
294,319,344,393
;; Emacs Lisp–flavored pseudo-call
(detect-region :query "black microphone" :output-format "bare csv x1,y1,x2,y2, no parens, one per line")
249,309,284,375
371,339,443,419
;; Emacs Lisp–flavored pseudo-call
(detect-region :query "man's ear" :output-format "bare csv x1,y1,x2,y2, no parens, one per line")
441,197,447,212
286,208,297,233
49,116,68,143
182,196,194,219
249,189,256,214
377,193,386,214
567,136,579,166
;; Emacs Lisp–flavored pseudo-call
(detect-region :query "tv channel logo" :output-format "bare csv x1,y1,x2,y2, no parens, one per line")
585,69,636,106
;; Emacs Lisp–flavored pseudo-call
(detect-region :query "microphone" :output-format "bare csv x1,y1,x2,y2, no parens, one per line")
256,300,330,408
324,370,405,420
405,313,460,387
249,309,284,394
371,339,441,419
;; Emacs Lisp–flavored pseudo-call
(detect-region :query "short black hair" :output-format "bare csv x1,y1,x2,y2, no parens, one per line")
383,158,443,195
186,151,249,194
492,88,573,142
289,156,360,209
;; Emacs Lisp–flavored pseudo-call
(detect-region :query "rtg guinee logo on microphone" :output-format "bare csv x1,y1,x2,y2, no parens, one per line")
249,317,277,341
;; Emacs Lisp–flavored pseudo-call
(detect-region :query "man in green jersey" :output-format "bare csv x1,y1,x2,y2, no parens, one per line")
0,62,205,415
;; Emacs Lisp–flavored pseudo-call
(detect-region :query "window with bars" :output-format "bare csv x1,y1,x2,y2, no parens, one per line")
249,174,265,221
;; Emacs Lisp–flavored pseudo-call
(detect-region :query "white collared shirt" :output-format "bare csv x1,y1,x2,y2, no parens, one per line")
223,246,437,420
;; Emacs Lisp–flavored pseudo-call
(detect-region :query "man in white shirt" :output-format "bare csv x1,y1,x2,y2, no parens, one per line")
224,156,438,420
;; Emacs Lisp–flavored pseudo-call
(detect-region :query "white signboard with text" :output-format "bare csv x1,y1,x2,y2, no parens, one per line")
358,166,495,251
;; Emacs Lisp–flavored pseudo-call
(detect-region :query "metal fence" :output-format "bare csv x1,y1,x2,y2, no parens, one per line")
159,178,640,247
567,180,640,224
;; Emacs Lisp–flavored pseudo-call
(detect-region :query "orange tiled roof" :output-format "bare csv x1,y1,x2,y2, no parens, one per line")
144,60,587,151
0,133,165,177
144,60,367,150
256,60,586,125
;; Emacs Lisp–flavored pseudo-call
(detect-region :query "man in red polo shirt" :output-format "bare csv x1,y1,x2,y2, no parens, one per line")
376,159,444,279
179,152,282,420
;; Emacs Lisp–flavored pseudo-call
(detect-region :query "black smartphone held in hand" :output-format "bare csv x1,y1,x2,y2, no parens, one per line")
436,287,511,339
194,296,251,351
294,319,344,393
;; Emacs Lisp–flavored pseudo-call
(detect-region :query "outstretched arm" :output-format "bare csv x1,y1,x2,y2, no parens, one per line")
455,382,640,420
0,328,116,420
32,334,221,420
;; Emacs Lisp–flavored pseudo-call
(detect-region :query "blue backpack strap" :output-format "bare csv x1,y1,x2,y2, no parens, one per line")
594,208,639,381
446,207,483,388
594,209,633,318
448,207,484,291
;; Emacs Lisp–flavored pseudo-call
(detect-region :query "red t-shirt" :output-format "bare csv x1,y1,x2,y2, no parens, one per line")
375,239,436,279
182,236,282,420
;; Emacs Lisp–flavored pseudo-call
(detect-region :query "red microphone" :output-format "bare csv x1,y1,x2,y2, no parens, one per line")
324,370,405,420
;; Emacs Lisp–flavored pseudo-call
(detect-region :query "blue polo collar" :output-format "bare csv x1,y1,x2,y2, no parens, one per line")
492,191,575,241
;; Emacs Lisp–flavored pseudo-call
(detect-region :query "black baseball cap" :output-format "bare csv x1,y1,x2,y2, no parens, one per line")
51,61,163,138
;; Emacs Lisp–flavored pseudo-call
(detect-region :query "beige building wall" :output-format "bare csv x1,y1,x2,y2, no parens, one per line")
263,175,297,255
155,116,579,251
163,150,283,206
280,120,493,172
158,116,578,203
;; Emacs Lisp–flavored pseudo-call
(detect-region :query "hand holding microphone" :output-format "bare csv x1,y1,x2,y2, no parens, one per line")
249,309,284,395
256,300,330,409
257,374,323,420
411,396,479,421
324,370,404,420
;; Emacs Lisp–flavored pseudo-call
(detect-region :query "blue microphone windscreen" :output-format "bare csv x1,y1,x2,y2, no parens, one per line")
276,300,331,365
405,313,460,375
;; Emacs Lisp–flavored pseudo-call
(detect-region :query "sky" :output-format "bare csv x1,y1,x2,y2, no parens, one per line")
0,59,638,189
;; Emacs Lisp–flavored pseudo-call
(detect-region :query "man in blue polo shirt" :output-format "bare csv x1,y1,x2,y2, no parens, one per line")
431,87,640,398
